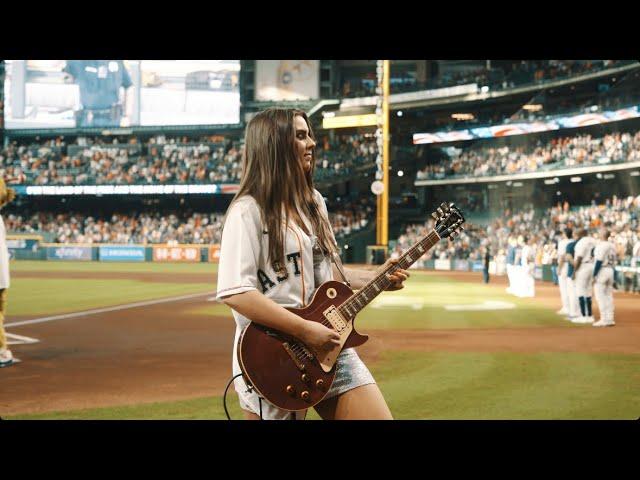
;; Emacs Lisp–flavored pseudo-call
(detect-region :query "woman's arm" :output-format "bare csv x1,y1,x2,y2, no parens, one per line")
221,290,340,351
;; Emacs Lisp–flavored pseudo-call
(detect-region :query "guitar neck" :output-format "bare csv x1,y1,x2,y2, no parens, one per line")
337,229,441,320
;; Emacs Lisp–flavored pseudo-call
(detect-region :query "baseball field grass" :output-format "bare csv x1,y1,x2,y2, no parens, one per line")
9,351,638,419
4,260,639,420
9,260,216,316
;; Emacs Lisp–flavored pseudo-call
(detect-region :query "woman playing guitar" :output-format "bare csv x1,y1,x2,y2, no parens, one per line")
215,108,409,420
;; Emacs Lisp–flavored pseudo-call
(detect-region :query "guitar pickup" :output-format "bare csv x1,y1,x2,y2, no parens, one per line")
282,342,306,372
323,305,348,333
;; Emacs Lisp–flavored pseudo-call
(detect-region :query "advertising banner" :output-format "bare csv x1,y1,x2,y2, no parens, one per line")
208,245,221,263
413,105,640,144
153,245,201,262
46,246,93,261
7,238,39,252
99,245,146,262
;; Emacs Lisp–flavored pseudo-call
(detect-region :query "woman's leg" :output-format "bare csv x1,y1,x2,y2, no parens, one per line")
314,384,393,420
243,409,261,420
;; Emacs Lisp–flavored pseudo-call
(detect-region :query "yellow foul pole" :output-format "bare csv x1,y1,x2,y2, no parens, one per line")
376,60,390,246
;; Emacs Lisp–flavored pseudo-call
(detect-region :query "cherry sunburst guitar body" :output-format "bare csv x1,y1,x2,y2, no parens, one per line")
238,280,364,411
237,202,465,412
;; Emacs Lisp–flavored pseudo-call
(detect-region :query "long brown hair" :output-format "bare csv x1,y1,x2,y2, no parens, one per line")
227,108,337,272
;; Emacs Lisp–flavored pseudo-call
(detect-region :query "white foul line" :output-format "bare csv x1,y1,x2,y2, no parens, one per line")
6,332,40,345
4,290,216,328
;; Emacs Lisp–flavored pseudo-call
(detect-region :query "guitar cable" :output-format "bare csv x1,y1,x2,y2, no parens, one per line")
223,373,244,420
223,373,265,420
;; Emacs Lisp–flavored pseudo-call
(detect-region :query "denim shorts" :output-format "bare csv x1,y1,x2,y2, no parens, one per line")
237,347,375,420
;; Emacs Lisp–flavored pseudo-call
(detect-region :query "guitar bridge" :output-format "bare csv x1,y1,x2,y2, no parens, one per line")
282,342,306,372
323,305,348,333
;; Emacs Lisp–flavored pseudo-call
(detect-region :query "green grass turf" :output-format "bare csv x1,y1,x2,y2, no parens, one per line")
11,260,218,274
8,260,217,316
8,278,214,317
189,271,568,330
9,351,639,420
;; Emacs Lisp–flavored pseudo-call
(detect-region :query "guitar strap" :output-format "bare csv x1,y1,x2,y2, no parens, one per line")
331,250,352,288
311,234,351,289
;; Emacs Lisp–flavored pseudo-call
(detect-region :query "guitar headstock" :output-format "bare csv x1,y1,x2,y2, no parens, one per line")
432,202,466,239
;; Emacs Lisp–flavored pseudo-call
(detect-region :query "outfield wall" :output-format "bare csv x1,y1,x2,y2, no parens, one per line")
7,235,220,263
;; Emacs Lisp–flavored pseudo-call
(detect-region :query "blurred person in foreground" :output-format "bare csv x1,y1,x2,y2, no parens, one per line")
0,179,16,367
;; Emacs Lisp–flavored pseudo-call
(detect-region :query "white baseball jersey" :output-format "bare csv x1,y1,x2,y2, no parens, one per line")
557,238,570,276
574,236,597,264
216,189,336,410
521,245,534,267
0,215,10,289
594,240,616,268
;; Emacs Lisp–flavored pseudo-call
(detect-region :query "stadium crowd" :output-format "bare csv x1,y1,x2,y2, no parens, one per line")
0,132,377,186
393,195,640,290
4,197,375,244
416,129,640,180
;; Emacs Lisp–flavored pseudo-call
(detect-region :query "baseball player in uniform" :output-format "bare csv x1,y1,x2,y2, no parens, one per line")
0,179,16,367
572,229,597,324
565,236,580,320
556,228,572,315
592,229,616,327
505,237,517,295
519,236,535,297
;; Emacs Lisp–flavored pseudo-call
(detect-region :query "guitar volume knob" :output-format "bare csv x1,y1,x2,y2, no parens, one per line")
301,374,310,383
301,391,311,402
315,379,325,390
286,385,296,396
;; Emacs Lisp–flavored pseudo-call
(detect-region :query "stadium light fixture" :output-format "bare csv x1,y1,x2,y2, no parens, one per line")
570,176,582,183
556,191,562,196
322,111,336,118
397,170,404,177
397,111,403,117
630,171,640,177
596,173,603,179
451,113,474,120
544,179,556,185
480,86,489,93
512,182,523,187
603,174,616,179
590,105,599,112
523,104,543,112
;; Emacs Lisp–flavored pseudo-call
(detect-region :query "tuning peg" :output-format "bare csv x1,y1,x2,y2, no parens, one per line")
450,231,457,239
431,212,438,220
441,202,449,212
437,207,443,217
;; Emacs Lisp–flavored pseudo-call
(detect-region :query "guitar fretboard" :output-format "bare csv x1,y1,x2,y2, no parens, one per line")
337,229,441,320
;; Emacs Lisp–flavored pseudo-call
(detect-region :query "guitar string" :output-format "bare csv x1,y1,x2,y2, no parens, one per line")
340,230,441,316
287,222,458,361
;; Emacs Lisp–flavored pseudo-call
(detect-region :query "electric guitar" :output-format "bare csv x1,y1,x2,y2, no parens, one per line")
237,202,465,411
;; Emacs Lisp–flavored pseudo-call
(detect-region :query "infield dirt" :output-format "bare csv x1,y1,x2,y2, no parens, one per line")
1,269,638,416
